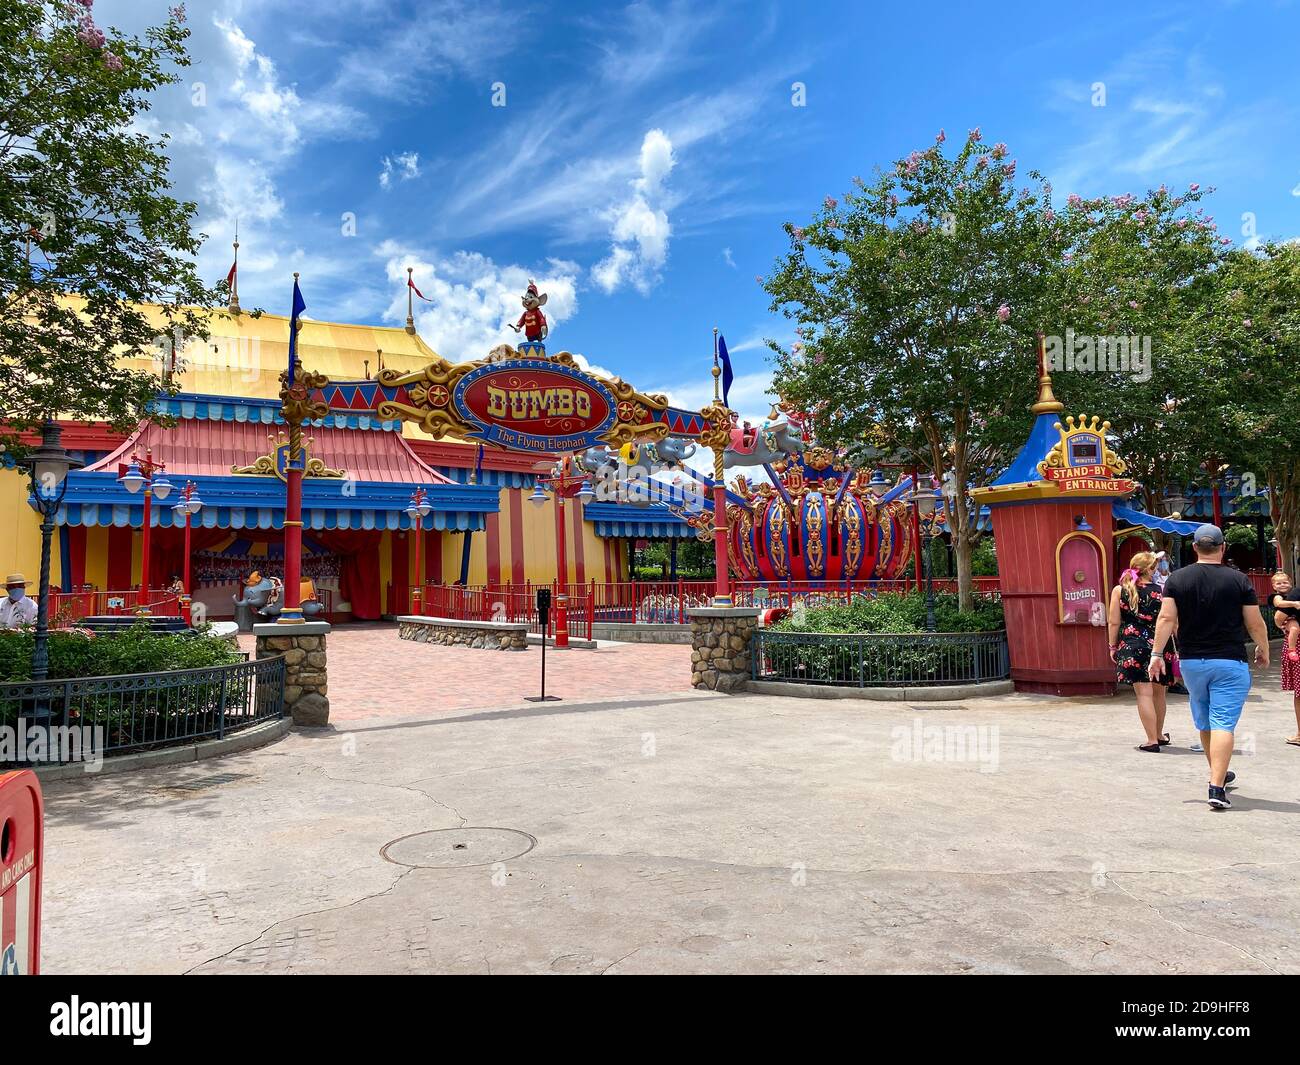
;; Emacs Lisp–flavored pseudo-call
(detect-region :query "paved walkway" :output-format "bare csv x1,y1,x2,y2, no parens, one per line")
37,658,1300,974
238,623,694,722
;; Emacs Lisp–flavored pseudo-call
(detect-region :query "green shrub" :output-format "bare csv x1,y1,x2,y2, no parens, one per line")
0,624,242,683
771,591,1004,635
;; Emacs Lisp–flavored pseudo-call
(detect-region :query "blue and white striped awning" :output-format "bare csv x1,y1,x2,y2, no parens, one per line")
585,501,694,539
433,466,538,489
150,393,401,432
47,471,500,532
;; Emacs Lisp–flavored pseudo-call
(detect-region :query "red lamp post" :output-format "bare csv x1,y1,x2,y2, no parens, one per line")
171,481,204,624
529,456,595,649
406,487,432,614
117,449,174,613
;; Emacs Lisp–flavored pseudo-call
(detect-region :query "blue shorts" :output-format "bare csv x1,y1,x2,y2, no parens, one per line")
1178,658,1251,733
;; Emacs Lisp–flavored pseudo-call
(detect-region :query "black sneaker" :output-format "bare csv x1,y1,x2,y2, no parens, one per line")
1208,786,1231,809
1223,771,1236,788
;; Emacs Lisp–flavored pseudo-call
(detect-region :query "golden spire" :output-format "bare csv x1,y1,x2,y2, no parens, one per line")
1030,331,1063,414
405,267,416,334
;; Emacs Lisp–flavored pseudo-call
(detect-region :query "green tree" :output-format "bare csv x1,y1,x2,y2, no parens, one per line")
1049,184,1227,549
1201,243,1300,571
0,0,213,443
762,130,1074,609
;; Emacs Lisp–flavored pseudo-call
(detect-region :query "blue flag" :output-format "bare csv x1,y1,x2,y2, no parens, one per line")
718,334,734,408
287,277,306,386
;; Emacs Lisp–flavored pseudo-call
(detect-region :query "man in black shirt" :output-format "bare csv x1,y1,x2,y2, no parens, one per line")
1149,524,1269,809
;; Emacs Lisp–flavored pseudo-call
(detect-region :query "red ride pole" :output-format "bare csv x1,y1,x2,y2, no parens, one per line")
279,421,305,624
140,485,153,610
554,494,570,648
712,480,731,605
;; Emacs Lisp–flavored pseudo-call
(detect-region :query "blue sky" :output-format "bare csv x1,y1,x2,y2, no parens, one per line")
97,0,1300,423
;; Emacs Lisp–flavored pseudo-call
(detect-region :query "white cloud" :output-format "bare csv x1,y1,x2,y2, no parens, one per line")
592,128,676,295
722,247,736,268
379,244,581,364
379,151,422,190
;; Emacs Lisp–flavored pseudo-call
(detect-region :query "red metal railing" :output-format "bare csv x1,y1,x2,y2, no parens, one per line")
50,589,184,625
412,583,594,641
412,577,1001,629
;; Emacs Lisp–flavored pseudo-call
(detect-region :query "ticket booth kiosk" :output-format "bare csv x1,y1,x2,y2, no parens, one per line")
972,372,1137,696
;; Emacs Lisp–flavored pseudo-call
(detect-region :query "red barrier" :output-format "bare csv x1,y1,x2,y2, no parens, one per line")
0,770,43,975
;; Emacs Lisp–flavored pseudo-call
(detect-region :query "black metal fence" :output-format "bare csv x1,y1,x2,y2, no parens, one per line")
0,656,286,766
752,629,1010,687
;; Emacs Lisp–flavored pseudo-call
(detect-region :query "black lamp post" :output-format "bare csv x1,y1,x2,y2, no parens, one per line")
23,420,82,694
912,481,942,633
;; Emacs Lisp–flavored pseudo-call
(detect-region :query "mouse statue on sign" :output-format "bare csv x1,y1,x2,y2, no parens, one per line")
508,280,548,343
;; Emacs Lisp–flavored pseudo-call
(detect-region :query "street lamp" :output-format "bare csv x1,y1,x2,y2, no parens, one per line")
22,420,82,724
912,481,941,633
171,481,204,624
117,449,172,613
405,487,432,613
529,456,594,648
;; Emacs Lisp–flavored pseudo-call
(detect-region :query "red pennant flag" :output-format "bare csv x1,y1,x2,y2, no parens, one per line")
225,260,237,288
408,276,432,301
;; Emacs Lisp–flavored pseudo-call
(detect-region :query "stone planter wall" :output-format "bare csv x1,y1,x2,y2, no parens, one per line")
396,615,529,651
688,607,762,693
253,620,330,727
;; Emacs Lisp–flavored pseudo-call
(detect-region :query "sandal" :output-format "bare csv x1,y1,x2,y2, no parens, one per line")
1286,736,1300,748
1137,742,1161,753
1158,733,1171,746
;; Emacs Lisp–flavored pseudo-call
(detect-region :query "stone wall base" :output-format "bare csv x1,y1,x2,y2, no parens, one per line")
397,616,528,651
254,621,330,727
688,608,762,693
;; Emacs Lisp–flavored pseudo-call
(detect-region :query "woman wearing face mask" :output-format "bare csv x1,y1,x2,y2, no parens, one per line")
0,573,37,628
1152,551,1171,590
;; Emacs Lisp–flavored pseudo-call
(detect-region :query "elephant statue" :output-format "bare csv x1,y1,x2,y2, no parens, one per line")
651,436,697,468
723,418,807,469
233,571,323,631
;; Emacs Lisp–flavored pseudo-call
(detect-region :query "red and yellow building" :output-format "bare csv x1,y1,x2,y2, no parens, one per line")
1,304,690,620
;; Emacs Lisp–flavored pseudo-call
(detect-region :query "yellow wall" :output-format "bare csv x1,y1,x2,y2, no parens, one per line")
0,467,61,587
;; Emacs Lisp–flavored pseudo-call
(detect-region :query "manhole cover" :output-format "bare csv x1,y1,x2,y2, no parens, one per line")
380,827,536,869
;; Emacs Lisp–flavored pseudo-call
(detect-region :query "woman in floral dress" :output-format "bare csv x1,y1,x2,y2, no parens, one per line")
1107,551,1177,752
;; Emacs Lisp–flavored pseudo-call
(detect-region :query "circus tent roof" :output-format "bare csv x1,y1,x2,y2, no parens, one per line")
50,393,499,532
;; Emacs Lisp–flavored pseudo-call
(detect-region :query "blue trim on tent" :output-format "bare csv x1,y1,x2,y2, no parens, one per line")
58,525,72,592
585,501,694,538
47,470,500,532
1113,504,1202,536
149,392,402,432
990,412,1061,487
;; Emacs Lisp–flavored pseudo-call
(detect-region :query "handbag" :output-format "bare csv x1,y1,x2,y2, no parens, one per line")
1168,634,1182,680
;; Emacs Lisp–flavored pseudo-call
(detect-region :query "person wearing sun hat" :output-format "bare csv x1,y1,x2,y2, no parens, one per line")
0,573,37,628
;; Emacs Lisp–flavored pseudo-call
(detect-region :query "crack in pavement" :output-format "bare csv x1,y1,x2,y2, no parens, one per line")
1103,872,1283,974
182,865,418,975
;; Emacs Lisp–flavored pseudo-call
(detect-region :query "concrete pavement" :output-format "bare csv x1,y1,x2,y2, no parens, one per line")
37,659,1300,974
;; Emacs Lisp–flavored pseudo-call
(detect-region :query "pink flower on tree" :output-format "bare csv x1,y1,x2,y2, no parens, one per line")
1243,319,1252,327
76,15,105,49
996,303,1011,322
103,51,122,71
1044,208,1055,222
936,128,946,143
1128,300,1139,308
1067,193,1082,207
824,196,838,210
1189,183,1200,192
969,126,982,142
792,226,805,241
991,142,1007,159
1003,160,1017,177
170,4,187,21
1219,236,1232,245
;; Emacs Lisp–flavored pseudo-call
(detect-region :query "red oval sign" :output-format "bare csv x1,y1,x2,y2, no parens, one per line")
458,366,613,437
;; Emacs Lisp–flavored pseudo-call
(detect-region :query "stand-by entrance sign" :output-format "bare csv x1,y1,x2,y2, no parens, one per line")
0,770,43,975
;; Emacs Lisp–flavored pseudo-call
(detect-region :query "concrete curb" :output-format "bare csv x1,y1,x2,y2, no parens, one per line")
525,633,598,650
30,715,292,783
742,679,1016,702
591,623,693,645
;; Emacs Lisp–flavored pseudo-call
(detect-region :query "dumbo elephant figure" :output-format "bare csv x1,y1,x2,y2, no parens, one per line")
650,437,697,469
233,571,322,631
723,419,807,469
